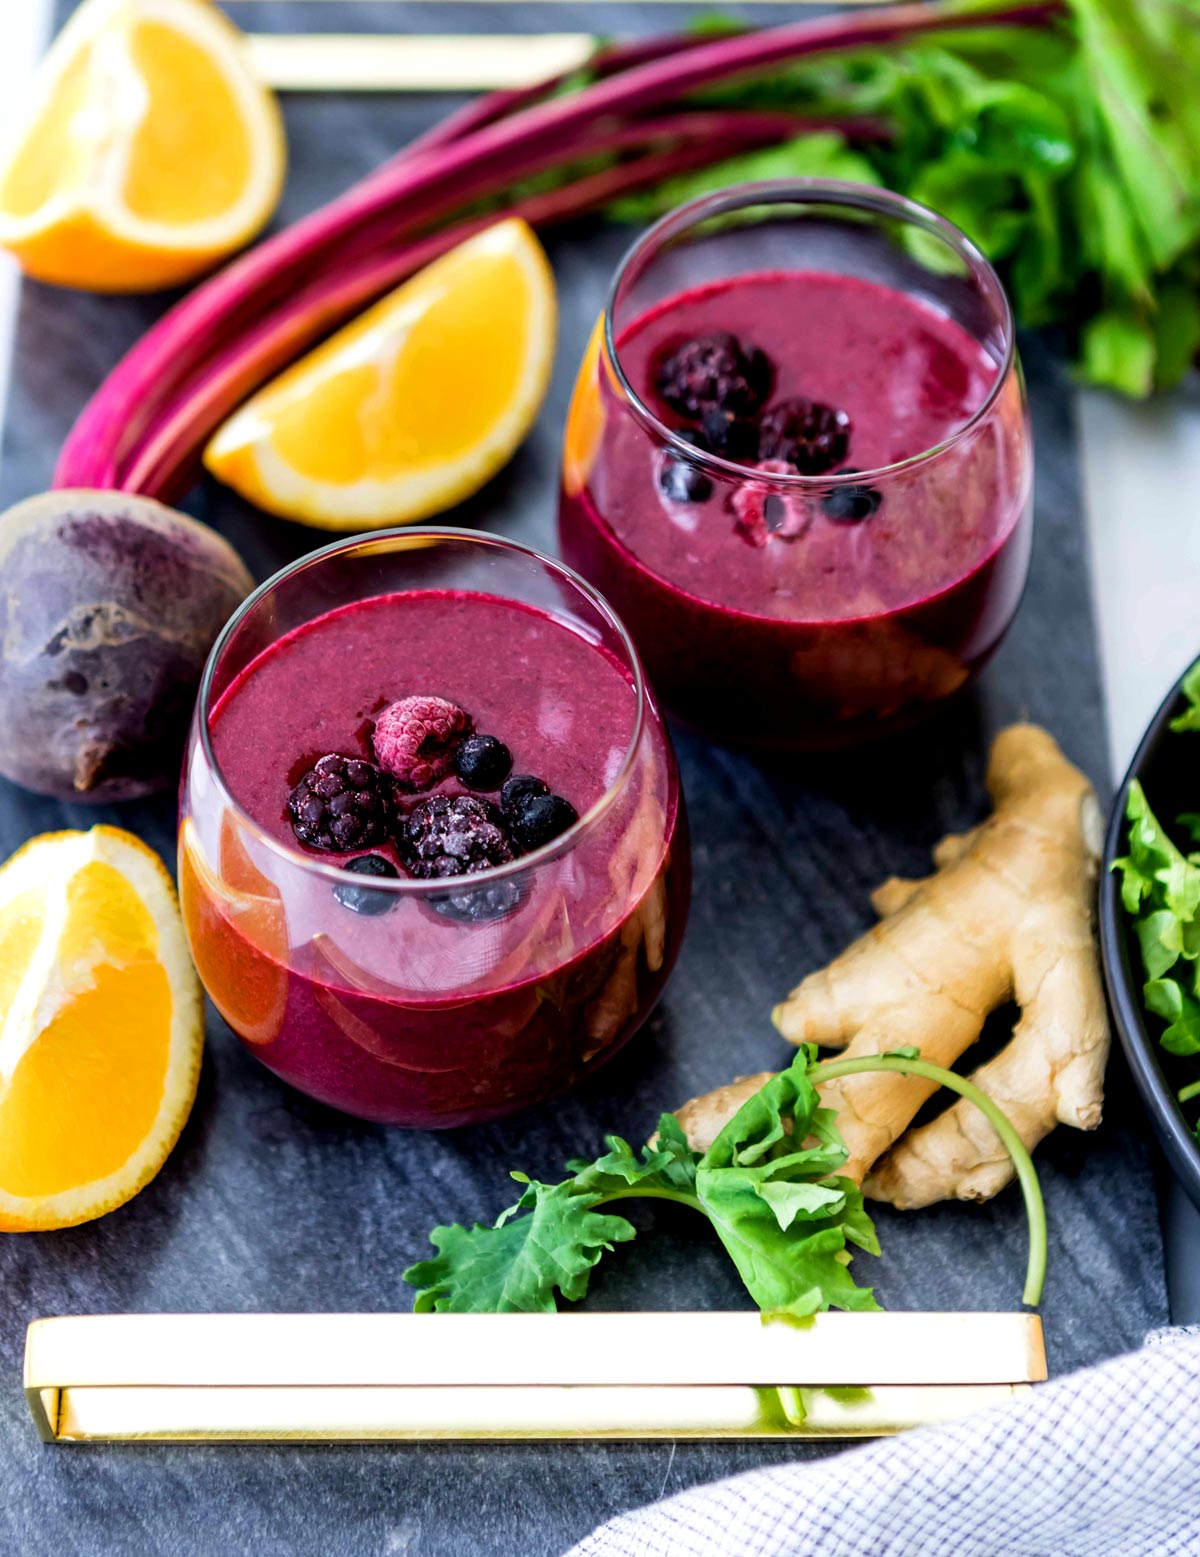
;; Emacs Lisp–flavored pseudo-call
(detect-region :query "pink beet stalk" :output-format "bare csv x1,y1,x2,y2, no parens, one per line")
122,112,819,498
54,0,1062,496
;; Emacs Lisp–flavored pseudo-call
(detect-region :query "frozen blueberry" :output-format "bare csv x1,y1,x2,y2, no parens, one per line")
430,876,525,925
455,733,513,791
658,451,713,505
500,774,549,816
656,334,772,420
288,754,393,852
699,409,759,463
823,473,883,524
758,398,851,475
334,853,399,915
510,792,579,851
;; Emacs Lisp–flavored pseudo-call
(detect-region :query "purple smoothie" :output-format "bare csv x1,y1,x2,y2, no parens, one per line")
182,588,687,1127
559,269,1032,747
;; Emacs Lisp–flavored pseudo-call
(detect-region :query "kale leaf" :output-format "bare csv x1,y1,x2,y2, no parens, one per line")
403,1048,880,1315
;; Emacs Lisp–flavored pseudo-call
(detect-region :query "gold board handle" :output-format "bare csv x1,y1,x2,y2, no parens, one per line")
26,1311,1046,1443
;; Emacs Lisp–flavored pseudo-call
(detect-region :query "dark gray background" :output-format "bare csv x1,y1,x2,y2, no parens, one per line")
0,4,1169,1553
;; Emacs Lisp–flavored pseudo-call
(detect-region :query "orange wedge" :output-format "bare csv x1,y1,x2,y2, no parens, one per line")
0,827,203,1232
0,0,285,293
563,315,610,499
179,817,288,1047
204,218,557,528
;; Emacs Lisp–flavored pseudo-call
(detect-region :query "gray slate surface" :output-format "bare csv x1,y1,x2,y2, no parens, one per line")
0,4,1169,1554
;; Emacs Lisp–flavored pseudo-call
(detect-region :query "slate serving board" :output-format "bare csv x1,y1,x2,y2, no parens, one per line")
0,4,1170,1553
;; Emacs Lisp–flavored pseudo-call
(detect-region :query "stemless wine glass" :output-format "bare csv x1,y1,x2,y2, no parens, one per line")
559,180,1034,750
179,530,689,1128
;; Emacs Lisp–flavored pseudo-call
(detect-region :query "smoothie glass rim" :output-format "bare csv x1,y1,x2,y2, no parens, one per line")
193,526,651,894
602,177,1017,488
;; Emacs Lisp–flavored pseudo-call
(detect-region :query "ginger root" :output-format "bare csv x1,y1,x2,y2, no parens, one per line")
673,724,1109,1208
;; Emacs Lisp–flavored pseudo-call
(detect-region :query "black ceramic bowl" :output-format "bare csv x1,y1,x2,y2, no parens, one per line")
1100,657,1200,1213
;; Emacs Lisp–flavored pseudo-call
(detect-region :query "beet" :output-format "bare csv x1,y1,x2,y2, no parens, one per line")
0,491,254,802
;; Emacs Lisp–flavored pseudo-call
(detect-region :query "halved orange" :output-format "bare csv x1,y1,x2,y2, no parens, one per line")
0,827,203,1232
204,218,558,528
0,0,285,293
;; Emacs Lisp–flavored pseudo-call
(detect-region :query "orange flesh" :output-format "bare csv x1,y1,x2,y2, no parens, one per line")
123,21,253,224
0,51,91,216
0,862,171,1199
267,249,534,483
180,833,288,1045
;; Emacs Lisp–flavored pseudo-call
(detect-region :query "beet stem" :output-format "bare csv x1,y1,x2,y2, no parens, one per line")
53,0,1062,495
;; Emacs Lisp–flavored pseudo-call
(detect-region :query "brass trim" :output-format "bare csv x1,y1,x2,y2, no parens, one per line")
26,1312,1045,1444
245,32,596,90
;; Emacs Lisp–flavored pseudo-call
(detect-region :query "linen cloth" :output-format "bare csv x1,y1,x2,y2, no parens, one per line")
566,1327,1200,1556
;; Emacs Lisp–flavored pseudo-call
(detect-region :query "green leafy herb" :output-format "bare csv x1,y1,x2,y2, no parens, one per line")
405,1046,882,1318
607,0,1200,395
405,1046,1049,1315
1114,665,1200,1128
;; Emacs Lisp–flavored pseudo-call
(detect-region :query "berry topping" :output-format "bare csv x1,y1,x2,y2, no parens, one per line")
455,732,513,791
510,792,579,852
758,399,851,475
334,853,399,916
500,773,549,815
430,876,524,926
823,473,883,524
655,333,772,420
288,754,394,852
658,450,713,506
699,408,759,463
731,461,809,548
399,794,515,879
372,695,471,791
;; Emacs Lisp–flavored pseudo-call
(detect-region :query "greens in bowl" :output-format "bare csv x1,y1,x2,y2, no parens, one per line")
1105,663,1200,1204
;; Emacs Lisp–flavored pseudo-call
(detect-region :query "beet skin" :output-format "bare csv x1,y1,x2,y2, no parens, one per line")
0,490,254,802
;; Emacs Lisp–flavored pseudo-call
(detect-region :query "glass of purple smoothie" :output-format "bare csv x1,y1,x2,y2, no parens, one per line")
559,181,1033,750
179,530,689,1127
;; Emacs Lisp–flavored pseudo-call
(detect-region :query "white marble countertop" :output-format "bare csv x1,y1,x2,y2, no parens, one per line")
3,0,1198,1316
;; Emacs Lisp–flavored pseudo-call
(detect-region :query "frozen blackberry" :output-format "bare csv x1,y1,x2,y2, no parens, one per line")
655,334,772,420
758,399,851,475
334,854,399,916
373,695,471,791
823,472,883,524
288,754,393,852
429,876,524,925
455,733,513,791
510,792,578,852
399,793,515,878
699,408,759,463
500,773,549,816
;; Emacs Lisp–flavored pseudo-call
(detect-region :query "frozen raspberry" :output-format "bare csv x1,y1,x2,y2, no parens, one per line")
758,398,851,475
372,695,471,791
399,794,515,878
655,334,772,421
732,461,809,548
288,754,393,852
